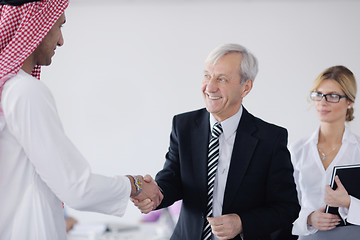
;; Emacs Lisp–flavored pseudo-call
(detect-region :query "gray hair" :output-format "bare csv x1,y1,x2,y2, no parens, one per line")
205,43,258,84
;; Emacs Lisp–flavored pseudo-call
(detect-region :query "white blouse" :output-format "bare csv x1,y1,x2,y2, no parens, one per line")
0,70,131,240
290,127,360,236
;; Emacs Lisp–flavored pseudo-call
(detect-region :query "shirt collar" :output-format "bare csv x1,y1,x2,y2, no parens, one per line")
311,125,357,145
209,106,243,140
343,126,358,144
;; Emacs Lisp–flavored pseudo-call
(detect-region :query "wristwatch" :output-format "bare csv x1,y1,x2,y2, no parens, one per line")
130,175,143,197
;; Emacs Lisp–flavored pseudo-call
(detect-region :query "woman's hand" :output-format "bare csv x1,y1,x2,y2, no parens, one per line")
325,175,351,208
307,206,340,230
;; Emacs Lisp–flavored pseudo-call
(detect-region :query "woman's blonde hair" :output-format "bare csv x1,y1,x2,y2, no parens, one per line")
311,65,357,121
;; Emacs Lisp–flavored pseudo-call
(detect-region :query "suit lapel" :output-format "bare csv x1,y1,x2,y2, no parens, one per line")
191,109,210,210
223,108,258,213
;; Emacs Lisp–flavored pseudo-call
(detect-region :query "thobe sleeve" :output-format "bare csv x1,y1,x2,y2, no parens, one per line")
2,76,130,216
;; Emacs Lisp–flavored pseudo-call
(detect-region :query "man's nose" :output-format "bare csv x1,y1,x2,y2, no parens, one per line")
57,32,64,46
206,77,218,92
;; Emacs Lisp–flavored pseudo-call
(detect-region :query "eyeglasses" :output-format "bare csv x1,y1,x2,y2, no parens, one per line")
310,91,348,103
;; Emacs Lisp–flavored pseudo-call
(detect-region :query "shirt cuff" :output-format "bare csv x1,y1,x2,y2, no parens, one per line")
292,207,318,236
346,196,360,225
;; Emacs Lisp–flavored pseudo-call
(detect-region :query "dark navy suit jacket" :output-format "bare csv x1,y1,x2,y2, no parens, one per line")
155,107,300,240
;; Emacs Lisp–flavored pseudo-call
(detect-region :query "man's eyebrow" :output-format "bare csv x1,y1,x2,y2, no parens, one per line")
203,71,228,78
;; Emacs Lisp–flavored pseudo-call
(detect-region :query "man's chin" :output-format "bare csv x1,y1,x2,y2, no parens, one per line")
205,107,220,116
41,59,52,66
205,102,221,113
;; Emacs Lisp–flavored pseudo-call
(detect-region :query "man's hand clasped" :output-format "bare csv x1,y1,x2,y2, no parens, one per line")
129,174,163,214
207,213,242,240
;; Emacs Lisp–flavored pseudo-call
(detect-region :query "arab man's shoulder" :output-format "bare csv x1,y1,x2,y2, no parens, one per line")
2,70,55,112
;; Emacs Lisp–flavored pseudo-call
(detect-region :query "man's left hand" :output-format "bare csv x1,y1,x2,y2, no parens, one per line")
207,213,242,240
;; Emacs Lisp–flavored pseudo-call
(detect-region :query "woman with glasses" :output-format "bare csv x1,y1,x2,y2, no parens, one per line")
290,65,360,239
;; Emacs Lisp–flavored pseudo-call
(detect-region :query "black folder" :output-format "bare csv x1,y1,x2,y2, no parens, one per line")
325,164,360,225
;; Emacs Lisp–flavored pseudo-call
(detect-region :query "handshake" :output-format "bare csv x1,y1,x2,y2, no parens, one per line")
127,175,163,214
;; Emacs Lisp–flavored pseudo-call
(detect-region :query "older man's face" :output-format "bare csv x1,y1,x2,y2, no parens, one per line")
201,52,252,122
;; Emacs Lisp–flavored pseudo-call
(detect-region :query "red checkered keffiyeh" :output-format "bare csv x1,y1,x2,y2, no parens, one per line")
0,0,69,110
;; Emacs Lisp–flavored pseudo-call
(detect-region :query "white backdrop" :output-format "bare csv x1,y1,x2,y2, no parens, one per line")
41,0,360,224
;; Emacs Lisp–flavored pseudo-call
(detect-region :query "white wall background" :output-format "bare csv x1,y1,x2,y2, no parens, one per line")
41,0,360,225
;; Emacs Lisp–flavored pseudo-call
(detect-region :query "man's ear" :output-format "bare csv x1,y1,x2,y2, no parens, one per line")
240,78,253,98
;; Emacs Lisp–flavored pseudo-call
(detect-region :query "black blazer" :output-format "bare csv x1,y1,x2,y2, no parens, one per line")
156,107,300,240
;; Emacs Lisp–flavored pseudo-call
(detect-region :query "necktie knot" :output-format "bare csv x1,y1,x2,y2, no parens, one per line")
211,122,223,139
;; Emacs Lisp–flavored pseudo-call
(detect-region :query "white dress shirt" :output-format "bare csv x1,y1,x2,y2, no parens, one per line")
0,70,131,240
290,127,360,236
210,107,243,240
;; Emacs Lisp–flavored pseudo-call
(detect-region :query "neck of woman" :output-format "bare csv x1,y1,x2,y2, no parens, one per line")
319,121,345,145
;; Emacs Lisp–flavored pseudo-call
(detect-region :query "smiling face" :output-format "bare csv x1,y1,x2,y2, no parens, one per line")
314,79,353,125
201,52,252,122
31,13,66,66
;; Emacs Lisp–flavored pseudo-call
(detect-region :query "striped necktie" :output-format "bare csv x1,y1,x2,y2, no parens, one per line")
202,122,223,240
